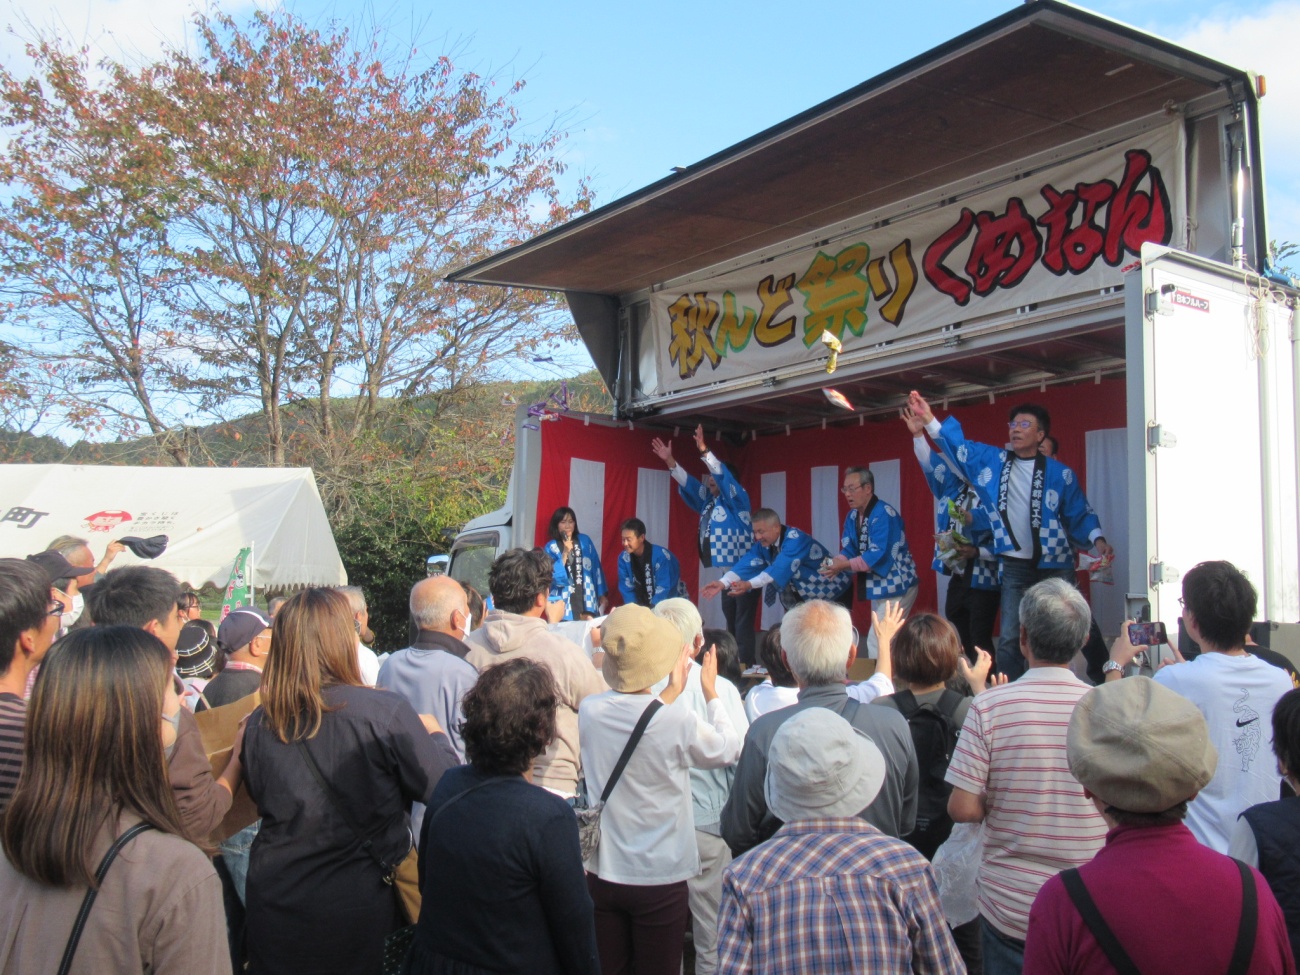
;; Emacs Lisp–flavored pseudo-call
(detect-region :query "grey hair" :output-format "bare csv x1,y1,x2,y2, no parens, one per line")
409,577,465,631
1020,578,1091,664
654,598,703,647
780,599,853,685
751,508,781,526
844,466,875,489
337,585,367,615
45,535,91,561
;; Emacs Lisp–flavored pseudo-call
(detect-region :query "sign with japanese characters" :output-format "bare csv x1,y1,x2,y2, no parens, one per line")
647,123,1182,396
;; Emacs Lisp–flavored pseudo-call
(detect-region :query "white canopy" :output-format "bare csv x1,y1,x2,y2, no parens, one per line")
0,465,346,590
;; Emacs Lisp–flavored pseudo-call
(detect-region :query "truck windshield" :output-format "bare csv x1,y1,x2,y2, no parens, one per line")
448,532,499,599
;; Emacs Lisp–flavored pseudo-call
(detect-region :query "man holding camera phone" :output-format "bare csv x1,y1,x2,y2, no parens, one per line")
1105,560,1293,853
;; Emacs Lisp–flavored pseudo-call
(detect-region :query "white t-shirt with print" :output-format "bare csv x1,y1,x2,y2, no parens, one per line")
1154,652,1293,852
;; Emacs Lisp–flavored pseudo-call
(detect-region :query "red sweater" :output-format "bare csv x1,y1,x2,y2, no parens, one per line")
1025,822,1295,974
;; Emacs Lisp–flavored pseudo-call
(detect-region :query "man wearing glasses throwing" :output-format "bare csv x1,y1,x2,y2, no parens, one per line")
820,467,919,660
906,390,1114,680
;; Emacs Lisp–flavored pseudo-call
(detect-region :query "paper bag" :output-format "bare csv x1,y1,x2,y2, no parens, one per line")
194,692,261,842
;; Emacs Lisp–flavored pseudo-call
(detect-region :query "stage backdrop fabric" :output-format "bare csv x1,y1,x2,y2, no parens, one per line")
534,379,1128,637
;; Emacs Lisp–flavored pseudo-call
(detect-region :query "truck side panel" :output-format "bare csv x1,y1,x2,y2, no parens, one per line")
1126,245,1299,630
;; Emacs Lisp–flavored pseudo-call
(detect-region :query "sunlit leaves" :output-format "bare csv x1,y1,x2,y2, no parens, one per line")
0,8,593,470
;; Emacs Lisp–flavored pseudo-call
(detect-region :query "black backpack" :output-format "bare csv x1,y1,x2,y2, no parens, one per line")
894,688,963,859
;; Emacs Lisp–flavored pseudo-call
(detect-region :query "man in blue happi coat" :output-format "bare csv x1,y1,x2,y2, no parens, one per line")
616,517,687,608
907,390,1114,680
904,408,1001,661
701,509,850,612
652,425,759,664
820,467,919,660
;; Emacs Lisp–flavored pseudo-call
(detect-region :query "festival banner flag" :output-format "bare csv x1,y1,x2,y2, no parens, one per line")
219,545,255,620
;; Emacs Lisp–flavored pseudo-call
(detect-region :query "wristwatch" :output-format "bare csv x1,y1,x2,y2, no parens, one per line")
1101,660,1124,676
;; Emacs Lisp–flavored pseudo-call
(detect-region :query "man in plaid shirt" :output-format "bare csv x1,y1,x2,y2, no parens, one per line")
717,708,961,974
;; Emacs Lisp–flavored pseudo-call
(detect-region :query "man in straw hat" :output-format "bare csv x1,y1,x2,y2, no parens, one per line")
716,708,960,973
1024,677,1293,974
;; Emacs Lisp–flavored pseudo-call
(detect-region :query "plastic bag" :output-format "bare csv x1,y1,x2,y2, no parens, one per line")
930,821,983,926
1078,550,1113,584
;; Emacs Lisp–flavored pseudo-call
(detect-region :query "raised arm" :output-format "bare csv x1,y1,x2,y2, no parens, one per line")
650,436,677,471
871,599,904,682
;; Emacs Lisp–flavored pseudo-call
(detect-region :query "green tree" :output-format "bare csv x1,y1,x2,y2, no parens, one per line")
1270,240,1298,282
159,10,591,466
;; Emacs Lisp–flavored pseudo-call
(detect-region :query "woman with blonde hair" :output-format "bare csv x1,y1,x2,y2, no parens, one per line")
242,587,458,975
0,625,230,973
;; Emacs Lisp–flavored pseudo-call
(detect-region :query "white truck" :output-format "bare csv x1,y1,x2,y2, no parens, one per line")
446,0,1299,651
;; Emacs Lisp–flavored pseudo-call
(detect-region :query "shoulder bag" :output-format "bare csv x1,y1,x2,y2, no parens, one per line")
1060,858,1257,975
298,740,404,883
57,822,156,975
380,775,500,975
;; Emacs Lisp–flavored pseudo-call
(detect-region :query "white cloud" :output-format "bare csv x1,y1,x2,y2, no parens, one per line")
1169,2,1300,248
0,0,264,74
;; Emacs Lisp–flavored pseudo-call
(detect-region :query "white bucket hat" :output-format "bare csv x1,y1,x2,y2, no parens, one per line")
764,708,887,822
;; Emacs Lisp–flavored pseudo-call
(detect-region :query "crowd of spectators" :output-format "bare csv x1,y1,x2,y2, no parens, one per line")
2,523,1300,975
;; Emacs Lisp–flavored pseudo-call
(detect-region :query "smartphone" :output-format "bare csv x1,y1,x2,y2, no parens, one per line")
1127,621,1168,646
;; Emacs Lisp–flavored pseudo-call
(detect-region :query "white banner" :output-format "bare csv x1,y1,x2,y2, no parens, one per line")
648,122,1183,396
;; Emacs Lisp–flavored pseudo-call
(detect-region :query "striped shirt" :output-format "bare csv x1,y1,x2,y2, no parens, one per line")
717,818,963,974
0,692,26,814
944,667,1107,941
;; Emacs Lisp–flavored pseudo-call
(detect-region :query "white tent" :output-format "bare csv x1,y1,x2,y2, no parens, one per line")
0,465,346,590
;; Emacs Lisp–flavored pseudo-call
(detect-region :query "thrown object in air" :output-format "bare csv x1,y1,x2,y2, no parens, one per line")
821,331,842,374
823,388,854,412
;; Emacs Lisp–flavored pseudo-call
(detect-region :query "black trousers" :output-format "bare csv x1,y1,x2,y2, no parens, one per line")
944,570,1001,661
722,587,761,665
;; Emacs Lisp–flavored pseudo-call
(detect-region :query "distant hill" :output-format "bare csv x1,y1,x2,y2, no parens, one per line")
0,371,613,469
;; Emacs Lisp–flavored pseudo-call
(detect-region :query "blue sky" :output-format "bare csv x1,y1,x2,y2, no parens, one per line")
377,0,1300,259
3,0,1296,258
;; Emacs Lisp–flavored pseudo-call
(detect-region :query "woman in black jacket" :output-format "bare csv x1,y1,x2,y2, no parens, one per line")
407,658,599,975
242,588,458,975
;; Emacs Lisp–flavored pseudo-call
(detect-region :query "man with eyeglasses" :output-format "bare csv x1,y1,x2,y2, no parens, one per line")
907,391,1113,681
820,468,919,659
0,558,64,813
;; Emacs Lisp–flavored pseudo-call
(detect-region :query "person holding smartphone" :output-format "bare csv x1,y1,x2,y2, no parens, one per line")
1105,561,1293,854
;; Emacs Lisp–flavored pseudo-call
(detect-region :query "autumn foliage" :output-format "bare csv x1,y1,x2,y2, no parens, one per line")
0,11,594,611
0,9,591,473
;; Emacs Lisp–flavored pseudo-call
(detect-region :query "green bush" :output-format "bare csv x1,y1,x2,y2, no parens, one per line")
333,517,434,654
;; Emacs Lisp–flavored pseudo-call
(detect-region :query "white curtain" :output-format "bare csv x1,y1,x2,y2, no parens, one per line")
811,465,840,552
635,467,671,550
869,459,901,512
569,459,606,555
